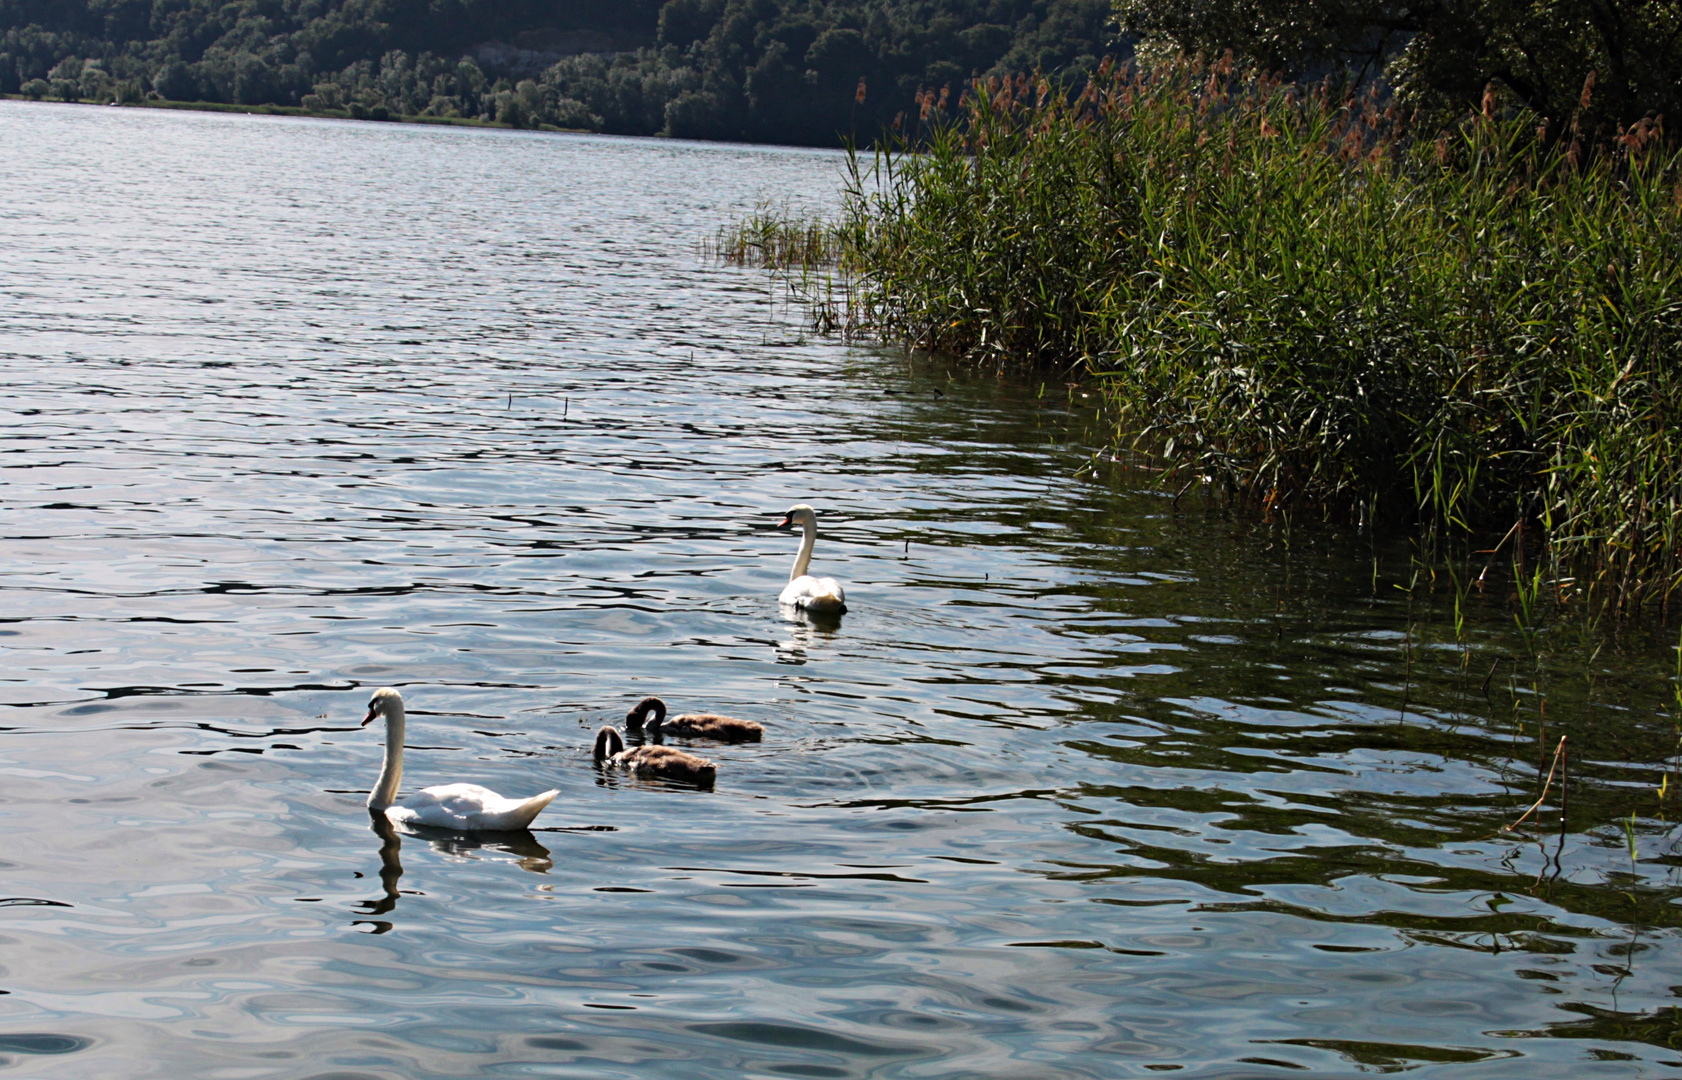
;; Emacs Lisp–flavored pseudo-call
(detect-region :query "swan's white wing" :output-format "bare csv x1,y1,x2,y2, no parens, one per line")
781,574,846,612
389,783,558,831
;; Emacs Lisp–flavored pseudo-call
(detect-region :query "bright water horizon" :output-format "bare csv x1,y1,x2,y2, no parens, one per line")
1,99,1679,1078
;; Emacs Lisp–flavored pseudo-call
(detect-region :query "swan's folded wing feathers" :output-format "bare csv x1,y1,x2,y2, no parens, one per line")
391,783,559,830
780,574,847,610
409,783,512,810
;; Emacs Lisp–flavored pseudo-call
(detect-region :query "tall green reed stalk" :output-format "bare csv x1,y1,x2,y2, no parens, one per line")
836,57,1682,611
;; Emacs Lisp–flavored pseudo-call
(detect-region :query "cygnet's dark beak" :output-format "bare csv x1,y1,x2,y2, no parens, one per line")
362,706,378,726
776,515,793,529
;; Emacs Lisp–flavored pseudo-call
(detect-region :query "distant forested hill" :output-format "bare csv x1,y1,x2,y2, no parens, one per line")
0,0,1118,145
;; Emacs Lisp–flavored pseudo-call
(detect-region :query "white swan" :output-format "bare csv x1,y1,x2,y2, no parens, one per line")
775,503,847,613
362,687,559,831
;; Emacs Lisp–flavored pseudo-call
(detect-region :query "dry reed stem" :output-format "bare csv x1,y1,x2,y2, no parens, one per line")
1503,735,1570,833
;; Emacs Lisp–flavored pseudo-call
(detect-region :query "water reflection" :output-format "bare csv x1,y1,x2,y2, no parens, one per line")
353,812,406,933
408,822,555,875
356,812,554,933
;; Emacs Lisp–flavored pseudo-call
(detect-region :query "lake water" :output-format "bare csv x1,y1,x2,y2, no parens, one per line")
1,100,1679,1079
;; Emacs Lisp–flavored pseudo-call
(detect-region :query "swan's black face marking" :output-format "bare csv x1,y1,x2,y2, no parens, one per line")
362,700,379,726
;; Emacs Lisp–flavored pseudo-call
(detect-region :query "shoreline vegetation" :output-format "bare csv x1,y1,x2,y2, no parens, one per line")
0,0,1111,147
0,91,590,133
721,57,1682,614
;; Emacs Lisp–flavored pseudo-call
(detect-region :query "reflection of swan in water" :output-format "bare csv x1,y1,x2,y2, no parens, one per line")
775,616,841,664
354,812,554,932
353,812,406,932
625,696,763,742
411,823,554,874
594,726,716,786
362,687,559,830
776,504,847,615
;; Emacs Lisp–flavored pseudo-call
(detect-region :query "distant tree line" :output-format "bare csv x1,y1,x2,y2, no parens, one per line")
1117,0,1681,134
0,0,1116,145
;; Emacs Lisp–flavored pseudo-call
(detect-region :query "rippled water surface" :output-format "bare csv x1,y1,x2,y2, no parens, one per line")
3,101,1681,1078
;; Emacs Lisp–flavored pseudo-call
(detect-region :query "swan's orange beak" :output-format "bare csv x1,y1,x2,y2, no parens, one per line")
362,706,378,726
776,514,793,529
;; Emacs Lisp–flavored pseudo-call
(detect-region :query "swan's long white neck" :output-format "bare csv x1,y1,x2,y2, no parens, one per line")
368,701,405,810
791,517,816,581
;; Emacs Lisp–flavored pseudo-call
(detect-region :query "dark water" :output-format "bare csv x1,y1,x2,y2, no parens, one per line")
2,101,1680,1079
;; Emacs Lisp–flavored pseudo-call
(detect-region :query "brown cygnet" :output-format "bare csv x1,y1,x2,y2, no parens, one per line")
625,696,764,743
593,725,717,786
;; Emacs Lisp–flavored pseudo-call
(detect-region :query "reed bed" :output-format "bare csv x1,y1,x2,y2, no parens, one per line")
832,58,1682,610
706,204,847,270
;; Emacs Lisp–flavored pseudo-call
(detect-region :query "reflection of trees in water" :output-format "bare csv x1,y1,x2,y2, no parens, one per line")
353,811,554,933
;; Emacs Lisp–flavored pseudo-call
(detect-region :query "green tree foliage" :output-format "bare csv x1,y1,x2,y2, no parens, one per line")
0,0,1118,145
1114,0,1682,132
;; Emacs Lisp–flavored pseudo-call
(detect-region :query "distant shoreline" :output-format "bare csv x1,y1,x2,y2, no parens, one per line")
0,93,592,134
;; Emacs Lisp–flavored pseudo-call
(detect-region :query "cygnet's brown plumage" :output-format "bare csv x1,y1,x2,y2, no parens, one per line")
625,696,763,743
593,725,717,786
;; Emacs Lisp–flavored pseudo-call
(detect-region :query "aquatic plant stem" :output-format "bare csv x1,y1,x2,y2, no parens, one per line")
1504,735,1569,834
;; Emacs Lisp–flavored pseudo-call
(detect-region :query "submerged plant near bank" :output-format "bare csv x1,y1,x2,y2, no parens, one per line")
827,58,1682,610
